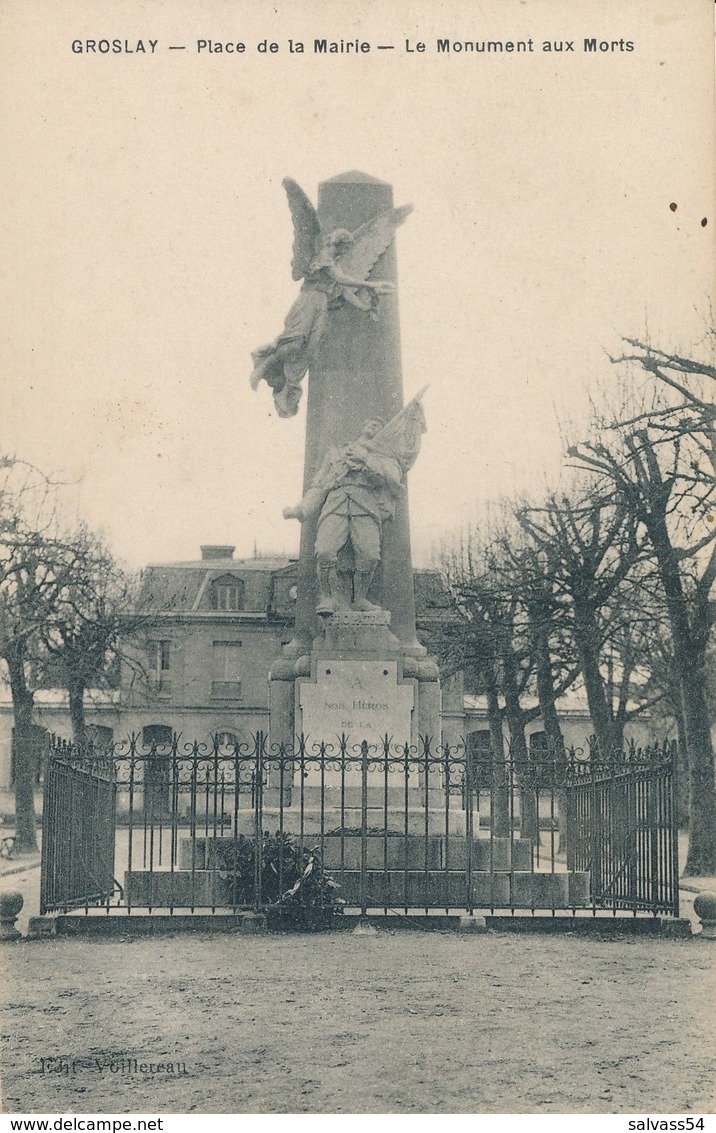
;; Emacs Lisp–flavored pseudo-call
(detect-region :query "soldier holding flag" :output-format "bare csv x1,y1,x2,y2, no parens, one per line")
284,390,427,614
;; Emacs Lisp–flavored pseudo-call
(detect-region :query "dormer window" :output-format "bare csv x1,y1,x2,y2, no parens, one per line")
210,574,245,612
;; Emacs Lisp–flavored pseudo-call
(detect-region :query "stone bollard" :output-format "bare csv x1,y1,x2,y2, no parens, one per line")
458,914,487,934
0,890,24,942
693,892,716,939
352,917,378,936
27,916,57,940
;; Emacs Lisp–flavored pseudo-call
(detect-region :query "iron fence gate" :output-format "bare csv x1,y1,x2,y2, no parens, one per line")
40,740,116,914
40,733,679,919
565,742,679,916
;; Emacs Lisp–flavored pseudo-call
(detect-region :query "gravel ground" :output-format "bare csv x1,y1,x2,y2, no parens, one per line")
1,926,714,1115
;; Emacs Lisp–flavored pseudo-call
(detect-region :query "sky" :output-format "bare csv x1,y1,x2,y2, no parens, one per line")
1,0,713,570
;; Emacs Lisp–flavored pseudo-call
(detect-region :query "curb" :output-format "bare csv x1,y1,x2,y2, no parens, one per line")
0,858,41,879
50,912,268,937
14,910,696,939
332,913,694,937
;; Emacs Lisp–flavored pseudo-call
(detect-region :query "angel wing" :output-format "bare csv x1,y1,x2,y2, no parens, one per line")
283,178,322,281
336,204,413,282
371,387,428,474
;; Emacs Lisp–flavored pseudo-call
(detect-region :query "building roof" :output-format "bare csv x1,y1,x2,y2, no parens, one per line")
137,553,297,615
146,556,294,572
136,552,450,619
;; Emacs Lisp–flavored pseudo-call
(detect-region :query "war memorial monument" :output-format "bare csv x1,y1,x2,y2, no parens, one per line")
33,172,678,926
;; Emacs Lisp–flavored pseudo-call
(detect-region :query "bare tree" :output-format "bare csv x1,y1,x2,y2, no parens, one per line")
492,537,575,760
570,337,716,875
39,527,140,745
516,488,650,755
440,522,579,843
0,459,143,850
0,459,73,851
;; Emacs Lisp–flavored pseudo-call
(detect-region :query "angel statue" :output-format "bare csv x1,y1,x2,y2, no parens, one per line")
250,177,412,418
283,389,427,615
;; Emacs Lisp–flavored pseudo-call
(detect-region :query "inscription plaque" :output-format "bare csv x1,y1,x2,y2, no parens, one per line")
298,659,414,745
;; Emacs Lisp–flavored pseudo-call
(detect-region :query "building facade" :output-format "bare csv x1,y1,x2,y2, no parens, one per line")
117,545,299,754
0,546,466,790
0,544,657,793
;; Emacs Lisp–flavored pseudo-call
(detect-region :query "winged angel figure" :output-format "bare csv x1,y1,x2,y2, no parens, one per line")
250,178,412,418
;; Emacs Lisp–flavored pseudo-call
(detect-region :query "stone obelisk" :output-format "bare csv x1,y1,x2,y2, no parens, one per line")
269,171,440,746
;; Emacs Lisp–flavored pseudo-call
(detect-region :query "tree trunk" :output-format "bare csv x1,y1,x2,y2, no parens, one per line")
534,645,566,757
642,505,716,875
505,713,540,846
502,649,540,846
573,606,619,756
483,666,510,838
612,717,626,753
533,632,568,851
681,664,716,875
6,648,38,853
674,708,690,830
68,678,87,747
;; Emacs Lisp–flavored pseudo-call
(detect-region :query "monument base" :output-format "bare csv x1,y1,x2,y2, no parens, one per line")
269,609,440,749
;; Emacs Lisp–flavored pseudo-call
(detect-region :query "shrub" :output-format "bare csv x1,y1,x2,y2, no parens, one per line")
212,832,344,928
266,847,345,931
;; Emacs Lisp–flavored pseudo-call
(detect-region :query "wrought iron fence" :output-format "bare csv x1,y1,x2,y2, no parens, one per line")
40,733,679,920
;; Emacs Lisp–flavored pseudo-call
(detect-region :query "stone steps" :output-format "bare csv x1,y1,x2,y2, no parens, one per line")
178,834,534,871
123,865,591,910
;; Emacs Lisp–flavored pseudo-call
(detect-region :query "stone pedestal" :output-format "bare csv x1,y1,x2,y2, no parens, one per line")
270,609,444,833
299,656,414,747
271,610,440,748
298,612,419,746
0,890,23,942
693,891,716,939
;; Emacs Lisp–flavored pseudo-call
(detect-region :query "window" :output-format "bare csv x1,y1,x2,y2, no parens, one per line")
529,731,549,754
468,730,492,758
467,729,494,792
143,724,173,748
147,640,171,695
210,574,245,612
213,730,240,752
212,641,242,699
86,725,114,754
142,725,172,814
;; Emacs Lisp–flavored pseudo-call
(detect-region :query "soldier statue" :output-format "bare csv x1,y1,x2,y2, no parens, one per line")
284,392,427,614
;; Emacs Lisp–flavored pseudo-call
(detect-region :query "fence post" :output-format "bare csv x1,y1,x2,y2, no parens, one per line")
590,772,602,908
254,731,265,912
465,742,474,915
360,740,369,918
669,740,680,918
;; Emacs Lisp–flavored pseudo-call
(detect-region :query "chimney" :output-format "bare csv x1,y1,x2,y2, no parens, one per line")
200,545,235,561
